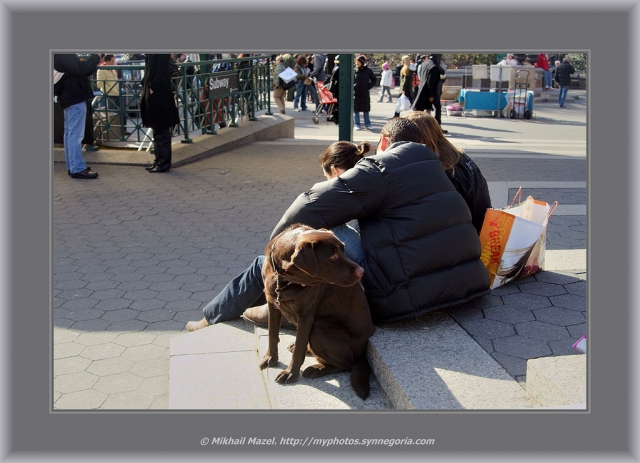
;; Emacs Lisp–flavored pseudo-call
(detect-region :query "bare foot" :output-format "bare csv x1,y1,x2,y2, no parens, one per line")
186,317,209,331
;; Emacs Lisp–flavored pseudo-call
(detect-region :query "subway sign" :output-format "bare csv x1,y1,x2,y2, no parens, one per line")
208,71,239,97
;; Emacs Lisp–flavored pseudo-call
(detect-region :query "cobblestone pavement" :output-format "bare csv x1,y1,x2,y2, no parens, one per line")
53,96,587,409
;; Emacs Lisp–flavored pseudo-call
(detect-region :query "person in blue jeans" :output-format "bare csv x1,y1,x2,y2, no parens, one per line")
185,141,371,331
54,53,101,179
292,55,309,112
554,56,576,108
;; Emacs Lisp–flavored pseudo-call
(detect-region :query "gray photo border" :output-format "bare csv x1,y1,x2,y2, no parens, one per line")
2,2,638,462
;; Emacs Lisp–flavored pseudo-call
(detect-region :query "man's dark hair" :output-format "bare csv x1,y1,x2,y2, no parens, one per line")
104,54,114,62
381,118,422,144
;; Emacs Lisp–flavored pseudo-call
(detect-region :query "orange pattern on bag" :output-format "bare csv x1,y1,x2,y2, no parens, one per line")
479,209,515,286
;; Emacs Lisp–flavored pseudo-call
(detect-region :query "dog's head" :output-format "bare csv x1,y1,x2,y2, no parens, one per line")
279,228,364,287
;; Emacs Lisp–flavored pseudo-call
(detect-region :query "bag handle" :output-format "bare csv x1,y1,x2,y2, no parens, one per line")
510,187,523,208
547,201,559,219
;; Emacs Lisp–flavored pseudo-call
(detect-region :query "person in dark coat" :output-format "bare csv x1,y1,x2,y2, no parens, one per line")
554,56,576,108
140,54,180,173
326,55,340,124
404,111,491,233
53,53,101,179
412,54,448,133
353,55,376,130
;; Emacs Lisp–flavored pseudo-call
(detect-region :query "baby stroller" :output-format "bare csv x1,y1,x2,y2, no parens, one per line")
312,78,338,125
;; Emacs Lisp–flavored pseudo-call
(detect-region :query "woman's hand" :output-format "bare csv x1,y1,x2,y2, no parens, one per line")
150,89,154,94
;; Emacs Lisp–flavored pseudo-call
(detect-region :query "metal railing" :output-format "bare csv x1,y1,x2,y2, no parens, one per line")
90,56,273,147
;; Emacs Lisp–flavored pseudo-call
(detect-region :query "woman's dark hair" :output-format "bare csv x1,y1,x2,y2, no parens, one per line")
104,54,115,62
319,141,371,173
296,55,307,66
403,111,462,174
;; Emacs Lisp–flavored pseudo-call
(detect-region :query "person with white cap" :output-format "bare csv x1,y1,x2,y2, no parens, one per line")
377,61,394,103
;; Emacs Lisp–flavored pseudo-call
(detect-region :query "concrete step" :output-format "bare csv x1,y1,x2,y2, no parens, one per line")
369,312,539,410
169,312,541,410
525,355,586,408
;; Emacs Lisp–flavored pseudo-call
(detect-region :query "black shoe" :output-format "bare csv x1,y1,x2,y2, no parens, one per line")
148,166,170,173
70,167,98,179
69,165,91,176
145,163,157,171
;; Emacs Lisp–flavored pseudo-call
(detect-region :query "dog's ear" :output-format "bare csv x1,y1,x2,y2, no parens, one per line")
290,242,318,276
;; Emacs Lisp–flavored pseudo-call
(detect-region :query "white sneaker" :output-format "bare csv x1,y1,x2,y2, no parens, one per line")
354,126,363,131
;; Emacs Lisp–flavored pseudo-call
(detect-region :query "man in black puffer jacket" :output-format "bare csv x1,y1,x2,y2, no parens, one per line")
54,53,101,179
271,118,490,322
554,56,576,108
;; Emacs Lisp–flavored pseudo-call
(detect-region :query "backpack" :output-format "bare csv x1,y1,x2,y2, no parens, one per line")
412,72,420,87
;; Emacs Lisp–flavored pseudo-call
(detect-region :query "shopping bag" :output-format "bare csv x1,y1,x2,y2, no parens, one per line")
395,94,411,113
479,188,558,289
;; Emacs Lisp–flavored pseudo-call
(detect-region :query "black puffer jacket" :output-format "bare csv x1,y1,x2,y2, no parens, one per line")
53,53,100,109
271,141,491,322
447,152,492,234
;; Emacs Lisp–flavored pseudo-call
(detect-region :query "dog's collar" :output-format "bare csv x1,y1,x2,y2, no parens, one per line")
270,243,292,308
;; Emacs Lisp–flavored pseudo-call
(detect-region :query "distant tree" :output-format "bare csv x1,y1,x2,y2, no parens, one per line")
566,53,587,72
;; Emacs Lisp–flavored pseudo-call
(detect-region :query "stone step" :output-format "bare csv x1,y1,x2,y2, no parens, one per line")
169,312,541,410
368,312,539,410
525,355,587,408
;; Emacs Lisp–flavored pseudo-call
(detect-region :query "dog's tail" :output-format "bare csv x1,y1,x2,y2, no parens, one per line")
350,355,371,400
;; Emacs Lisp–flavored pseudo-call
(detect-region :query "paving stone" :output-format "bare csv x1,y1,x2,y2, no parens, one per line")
73,332,118,348
129,358,170,378
85,280,121,291
489,284,522,296
53,318,76,329
142,273,177,283
533,307,586,326
130,299,167,311
54,389,107,410
148,394,170,409
53,308,71,320
148,281,184,292
70,319,112,332
138,376,169,396
111,272,144,283
81,272,115,282
535,272,580,285
490,352,528,378
564,280,587,297
145,320,186,331
95,298,134,310
99,390,156,409
53,327,80,344
106,320,149,332
171,310,204,324
173,274,207,284
567,323,587,338
121,345,166,362
548,340,583,356
493,336,552,360
471,336,494,353
54,371,99,393
483,306,536,324
165,299,202,312
517,282,567,297
61,298,100,311
55,280,89,291
156,289,193,302
549,293,587,311
53,358,91,376
515,321,570,342
54,342,86,360
114,332,158,347
94,373,145,394
501,292,552,310
101,308,140,322
458,318,515,339
151,332,183,348
80,343,126,361
65,308,105,321
87,357,135,376
90,289,126,300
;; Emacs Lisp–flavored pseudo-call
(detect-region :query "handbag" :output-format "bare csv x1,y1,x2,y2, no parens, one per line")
279,77,296,90
395,93,412,113
479,188,558,289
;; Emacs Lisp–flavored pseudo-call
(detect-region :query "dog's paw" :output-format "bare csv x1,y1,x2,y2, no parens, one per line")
275,369,299,384
302,364,326,379
259,355,278,370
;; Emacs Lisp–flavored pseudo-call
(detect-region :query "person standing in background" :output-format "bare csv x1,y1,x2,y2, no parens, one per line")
353,55,376,131
555,56,576,108
140,53,180,173
377,62,393,103
54,53,101,179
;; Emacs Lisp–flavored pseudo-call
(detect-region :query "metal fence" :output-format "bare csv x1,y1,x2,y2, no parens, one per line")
90,56,273,147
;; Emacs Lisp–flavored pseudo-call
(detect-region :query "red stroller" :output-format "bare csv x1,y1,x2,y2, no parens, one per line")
313,79,338,124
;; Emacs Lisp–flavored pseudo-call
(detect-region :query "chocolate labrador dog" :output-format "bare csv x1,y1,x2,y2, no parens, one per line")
259,224,375,399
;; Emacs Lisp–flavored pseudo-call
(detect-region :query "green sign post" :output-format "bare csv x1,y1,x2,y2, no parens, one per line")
338,54,354,142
